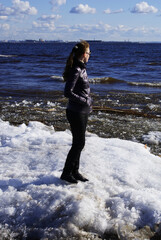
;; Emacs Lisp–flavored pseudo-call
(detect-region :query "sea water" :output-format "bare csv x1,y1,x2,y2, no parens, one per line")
0,41,161,95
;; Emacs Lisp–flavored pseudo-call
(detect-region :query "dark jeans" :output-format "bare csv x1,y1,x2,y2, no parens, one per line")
62,109,88,175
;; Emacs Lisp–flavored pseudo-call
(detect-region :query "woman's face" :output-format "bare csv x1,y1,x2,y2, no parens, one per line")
83,47,91,63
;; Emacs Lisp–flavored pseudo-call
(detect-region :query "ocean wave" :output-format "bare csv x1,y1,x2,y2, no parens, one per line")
0,54,16,58
89,77,125,84
128,82,161,88
110,62,135,67
148,62,161,66
24,74,51,79
50,75,63,81
50,75,125,85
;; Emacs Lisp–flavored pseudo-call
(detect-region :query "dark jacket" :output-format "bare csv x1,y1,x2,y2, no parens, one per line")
64,58,92,114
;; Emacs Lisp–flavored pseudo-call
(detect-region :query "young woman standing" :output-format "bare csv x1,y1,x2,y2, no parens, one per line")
61,41,92,184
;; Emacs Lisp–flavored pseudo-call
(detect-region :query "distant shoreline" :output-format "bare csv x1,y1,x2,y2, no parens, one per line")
1,40,161,44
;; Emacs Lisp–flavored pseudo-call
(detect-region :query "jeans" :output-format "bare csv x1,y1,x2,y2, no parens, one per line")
62,109,88,175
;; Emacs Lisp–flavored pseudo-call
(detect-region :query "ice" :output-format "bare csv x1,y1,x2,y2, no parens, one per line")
0,119,161,239
143,131,161,145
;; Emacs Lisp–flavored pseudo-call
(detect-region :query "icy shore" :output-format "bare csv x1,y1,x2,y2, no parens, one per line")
0,119,161,239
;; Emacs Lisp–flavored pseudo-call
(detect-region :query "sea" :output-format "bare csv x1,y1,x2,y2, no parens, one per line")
0,41,161,95
0,41,161,155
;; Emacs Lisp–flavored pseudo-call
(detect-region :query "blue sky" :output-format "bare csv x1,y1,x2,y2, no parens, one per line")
1,0,161,41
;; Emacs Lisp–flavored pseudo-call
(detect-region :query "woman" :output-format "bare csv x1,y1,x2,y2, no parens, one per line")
60,40,92,184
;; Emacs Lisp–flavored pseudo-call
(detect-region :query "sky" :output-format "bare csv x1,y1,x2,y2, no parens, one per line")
0,0,161,41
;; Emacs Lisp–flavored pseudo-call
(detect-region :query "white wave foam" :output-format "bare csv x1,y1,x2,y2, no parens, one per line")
89,77,124,84
0,54,16,58
129,82,161,87
50,75,63,81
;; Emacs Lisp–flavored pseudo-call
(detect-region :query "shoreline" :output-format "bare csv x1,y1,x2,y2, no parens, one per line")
0,90,160,156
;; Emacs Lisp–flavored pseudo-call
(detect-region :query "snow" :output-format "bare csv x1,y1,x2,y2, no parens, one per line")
142,131,161,145
0,119,161,239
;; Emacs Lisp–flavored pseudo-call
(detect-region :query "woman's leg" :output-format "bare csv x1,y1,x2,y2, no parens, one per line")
61,109,88,181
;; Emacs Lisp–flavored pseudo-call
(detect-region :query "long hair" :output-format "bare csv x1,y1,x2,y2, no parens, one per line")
63,40,90,81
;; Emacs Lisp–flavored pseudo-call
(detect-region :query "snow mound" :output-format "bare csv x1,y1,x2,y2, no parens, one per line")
0,119,161,239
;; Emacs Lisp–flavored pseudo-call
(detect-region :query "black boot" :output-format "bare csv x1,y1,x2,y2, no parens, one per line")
73,172,88,182
60,173,78,184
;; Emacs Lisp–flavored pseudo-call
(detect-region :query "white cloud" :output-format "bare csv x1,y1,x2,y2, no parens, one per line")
115,24,131,32
50,0,66,6
0,3,14,15
104,8,123,14
38,14,61,21
33,14,61,32
50,0,66,11
0,16,8,20
62,22,161,39
62,22,111,35
33,21,55,31
0,23,10,31
12,0,37,15
104,8,111,14
70,4,96,14
131,2,158,14
0,0,37,16
51,22,150,41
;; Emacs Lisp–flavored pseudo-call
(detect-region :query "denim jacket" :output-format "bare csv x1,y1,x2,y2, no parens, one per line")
64,58,92,114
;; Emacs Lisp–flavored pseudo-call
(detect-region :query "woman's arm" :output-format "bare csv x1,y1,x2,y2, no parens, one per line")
64,68,88,105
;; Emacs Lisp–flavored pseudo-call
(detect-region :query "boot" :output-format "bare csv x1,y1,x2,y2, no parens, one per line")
60,173,78,184
73,172,88,182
